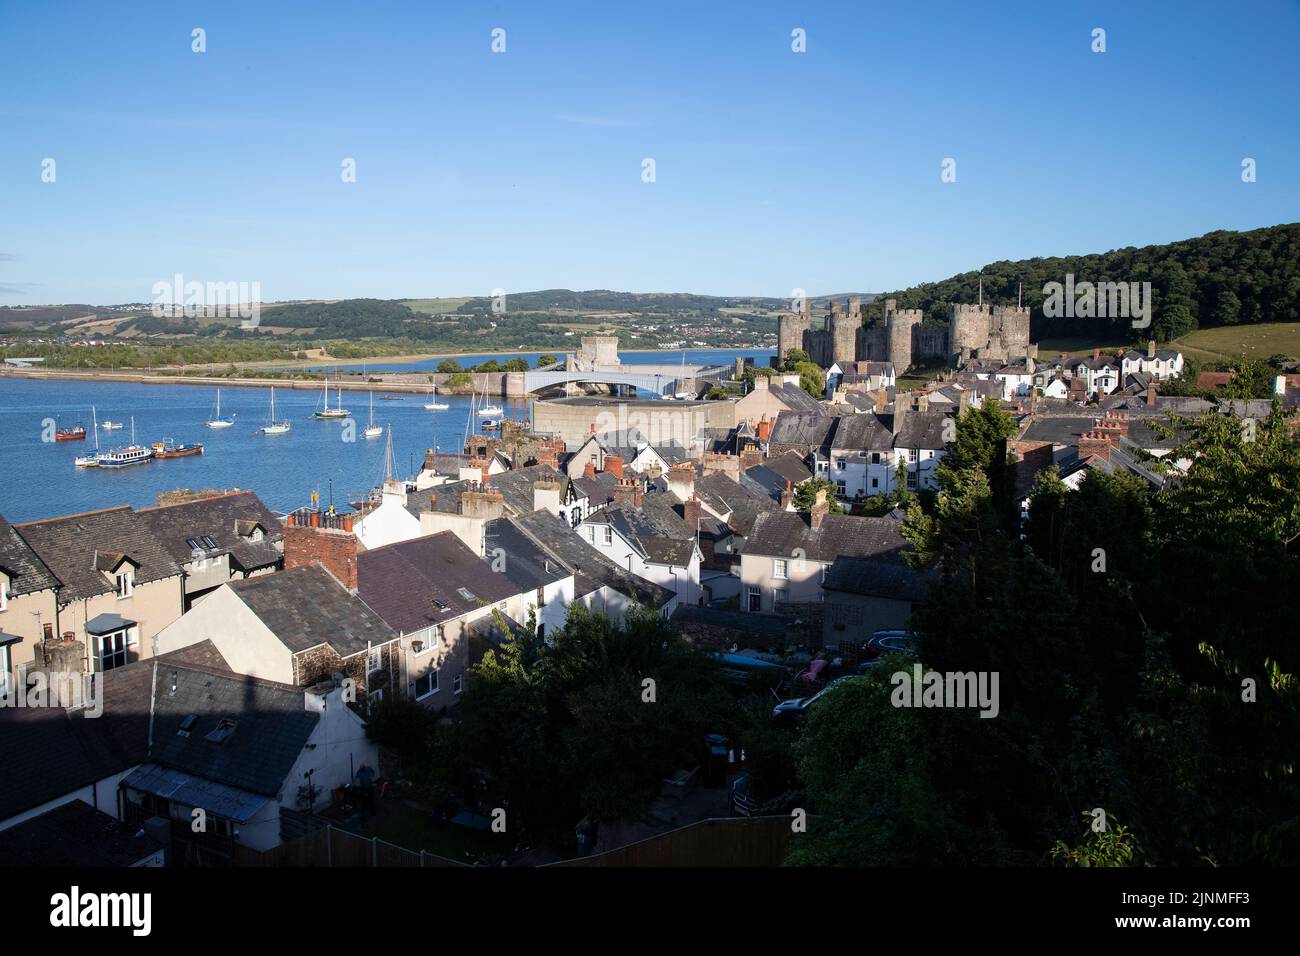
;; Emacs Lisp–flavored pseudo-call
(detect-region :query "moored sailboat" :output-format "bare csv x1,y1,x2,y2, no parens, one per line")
206,388,235,428
75,406,101,467
364,393,382,439
258,388,291,435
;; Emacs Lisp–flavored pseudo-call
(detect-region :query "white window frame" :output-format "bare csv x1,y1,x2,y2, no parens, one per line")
773,559,788,580
414,667,439,700
97,627,135,671
453,673,463,695
366,646,382,673
603,526,612,545
115,570,134,599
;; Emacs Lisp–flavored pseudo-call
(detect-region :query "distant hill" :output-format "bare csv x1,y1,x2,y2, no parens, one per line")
862,223,1300,343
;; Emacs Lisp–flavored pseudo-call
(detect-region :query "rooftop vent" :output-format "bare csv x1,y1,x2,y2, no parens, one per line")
205,718,237,744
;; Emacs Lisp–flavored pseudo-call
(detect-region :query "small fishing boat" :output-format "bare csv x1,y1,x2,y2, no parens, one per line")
313,378,350,419
97,418,153,468
152,439,204,458
258,388,291,435
363,393,382,439
206,389,235,428
480,418,501,432
75,407,101,467
101,420,123,430
55,422,86,441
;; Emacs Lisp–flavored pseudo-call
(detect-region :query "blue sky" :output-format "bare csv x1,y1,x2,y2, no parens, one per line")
1,0,1298,304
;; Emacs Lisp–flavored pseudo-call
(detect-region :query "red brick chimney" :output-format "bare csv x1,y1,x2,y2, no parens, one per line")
810,490,830,529
757,416,772,442
583,461,597,479
285,520,360,592
683,495,702,530
535,446,558,468
612,475,643,509
1146,381,1157,408
1078,431,1114,461
780,479,794,511
604,454,625,479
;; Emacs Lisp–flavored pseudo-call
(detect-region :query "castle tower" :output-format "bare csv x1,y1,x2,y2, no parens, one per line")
777,300,812,365
831,298,858,367
948,303,992,364
991,305,1031,359
884,299,924,374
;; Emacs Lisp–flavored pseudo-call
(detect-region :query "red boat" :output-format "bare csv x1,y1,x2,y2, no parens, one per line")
55,424,87,441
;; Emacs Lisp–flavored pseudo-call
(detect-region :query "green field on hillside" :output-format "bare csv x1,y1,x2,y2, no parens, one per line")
1174,322,1300,362
401,297,474,315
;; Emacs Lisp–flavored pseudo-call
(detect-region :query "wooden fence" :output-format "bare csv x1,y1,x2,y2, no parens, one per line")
233,824,466,868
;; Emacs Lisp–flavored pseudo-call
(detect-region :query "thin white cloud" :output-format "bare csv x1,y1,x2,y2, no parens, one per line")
551,113,635,129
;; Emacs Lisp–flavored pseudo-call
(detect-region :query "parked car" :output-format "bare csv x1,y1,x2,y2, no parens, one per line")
857,630,916,671
729,773,760,816
770,676,859,722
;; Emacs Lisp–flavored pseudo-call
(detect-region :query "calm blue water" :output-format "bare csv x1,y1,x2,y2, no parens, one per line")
0,379,525,523
0,349,773,523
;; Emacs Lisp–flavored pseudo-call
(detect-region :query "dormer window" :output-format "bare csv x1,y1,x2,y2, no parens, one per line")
115,570,134,598
0,574,8,612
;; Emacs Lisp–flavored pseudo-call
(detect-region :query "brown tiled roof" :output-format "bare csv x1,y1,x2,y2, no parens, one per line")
356,532,517,635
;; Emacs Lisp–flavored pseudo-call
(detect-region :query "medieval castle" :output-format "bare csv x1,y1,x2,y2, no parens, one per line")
777,295,1033,372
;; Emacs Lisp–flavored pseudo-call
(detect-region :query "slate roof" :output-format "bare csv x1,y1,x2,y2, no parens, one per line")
15,507,182,604
1056,447,1166,489
571,470,618,508
744,511,909,564
823,554,936,603
892,410,951,451
0,799,164,867
587,495,697,566
356,532,517,634
484,517,573,592
511,510,674,608
146,665,318,797
483,464,570,516
136,490,283,572
769,381,824,414
766,450,814,484
405,479,475,518
831,413,895,453
0,513,60,597
768,411,838,451
230,566,396,657
0,643,229,822
1019,415,1183,450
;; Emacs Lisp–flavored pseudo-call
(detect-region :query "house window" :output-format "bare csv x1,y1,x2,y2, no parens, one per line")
747,586,761,612
908,448,918,463
115,571,133,598
836,481,846,494
835,458,846,469
97,628,135,671
821,563,830,583
871,477,879,489
414,668,439,700
773,588,788,606
870,452,880,464
603,526,612,545
773,559,788,579
453,674,463,695
366,646,382,673
907,471,918,490
0,581,7,612
0,645,10,696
